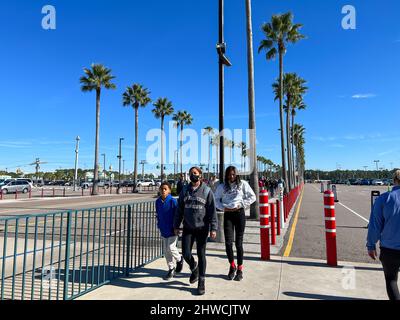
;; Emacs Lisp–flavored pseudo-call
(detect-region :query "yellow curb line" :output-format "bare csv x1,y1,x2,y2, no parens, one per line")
283,187,305,257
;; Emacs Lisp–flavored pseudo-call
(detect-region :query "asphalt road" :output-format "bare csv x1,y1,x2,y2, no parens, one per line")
286,183,389,264
0,193,156,216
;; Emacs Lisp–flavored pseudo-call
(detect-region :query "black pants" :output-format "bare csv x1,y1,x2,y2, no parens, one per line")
224,209,246,266
182,227,209,278
380,247,400,300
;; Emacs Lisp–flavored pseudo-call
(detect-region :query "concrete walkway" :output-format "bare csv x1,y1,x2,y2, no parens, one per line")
78,250,387,300
79,193,388,301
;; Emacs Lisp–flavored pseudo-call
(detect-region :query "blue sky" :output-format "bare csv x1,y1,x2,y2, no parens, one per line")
1,0,399,175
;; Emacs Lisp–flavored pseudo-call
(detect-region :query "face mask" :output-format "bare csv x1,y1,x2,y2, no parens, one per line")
190,174,201,183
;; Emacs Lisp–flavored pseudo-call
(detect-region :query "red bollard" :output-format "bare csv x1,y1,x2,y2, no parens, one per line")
276,199,281,236
63,188,66,197
82,187,84,196
270,202,276,245
53,188,55,197
0,190,2,200
110,186,112,194
324,190,338,266
15,190,18,200
41,188,44,198
259,189,270,260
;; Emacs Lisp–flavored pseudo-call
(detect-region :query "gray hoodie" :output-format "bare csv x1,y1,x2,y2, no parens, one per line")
174,182,218,231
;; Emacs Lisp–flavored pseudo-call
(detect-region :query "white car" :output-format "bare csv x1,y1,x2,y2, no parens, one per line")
371,179,384,186
137,179,155,187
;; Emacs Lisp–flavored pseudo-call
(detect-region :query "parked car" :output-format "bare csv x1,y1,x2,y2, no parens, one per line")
137,179,155,187
80,181,93,189
383,179,393,186
360,179,370,185
372,179,384,186
1,180,32,194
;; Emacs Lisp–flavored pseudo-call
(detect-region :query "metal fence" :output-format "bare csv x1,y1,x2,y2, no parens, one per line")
0,200,163,300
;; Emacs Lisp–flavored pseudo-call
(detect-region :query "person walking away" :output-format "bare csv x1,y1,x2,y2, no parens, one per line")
214,166,256,281
176,174,184,195
155,182,184,280
367,170,400,300
173,167,218,295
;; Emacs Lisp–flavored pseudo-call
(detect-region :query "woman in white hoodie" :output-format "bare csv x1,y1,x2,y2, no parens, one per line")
214,166,256,281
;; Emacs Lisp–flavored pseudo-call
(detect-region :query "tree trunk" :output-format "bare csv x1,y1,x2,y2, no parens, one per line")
291,112,296,187
180,124,183,176
245,0,259,219
134,106,139,185
208,136,212,180
279,51,288,193
286,98,292,191
92,88,101,195
161,116,164,181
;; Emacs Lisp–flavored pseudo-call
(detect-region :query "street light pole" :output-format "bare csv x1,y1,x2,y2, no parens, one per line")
73,136,80,191
140,160,147,180
118,138,124,193
217,0,232,183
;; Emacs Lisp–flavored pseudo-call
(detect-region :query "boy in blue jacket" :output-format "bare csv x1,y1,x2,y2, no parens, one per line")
156,181,183,280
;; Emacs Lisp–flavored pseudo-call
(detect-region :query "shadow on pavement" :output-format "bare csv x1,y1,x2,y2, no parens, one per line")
282,291,371,300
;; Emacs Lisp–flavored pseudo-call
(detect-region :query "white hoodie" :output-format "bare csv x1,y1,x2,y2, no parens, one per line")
214,180,256,211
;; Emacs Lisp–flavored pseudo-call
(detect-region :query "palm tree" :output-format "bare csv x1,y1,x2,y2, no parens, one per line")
203,126,215,180
152,98,174,181
245,0,259,219
259,12,305,193
291,96,307,185
293,124,306,181
273,73,307,189
240,142,247,172
224,138,233,164
173,111,193,175
123,84,151,187
80,63,116,195
211,134,220,177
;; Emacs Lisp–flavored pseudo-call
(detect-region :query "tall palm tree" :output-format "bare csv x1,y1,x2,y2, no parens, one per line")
259,12,305,193
273,73,307,189
123,84,151,187
240,142,247,172
230,140,236,167
173,111,193,175
152,98,174,181
224,138,233,164
203,126,215,180
291,96,307,185
80,63,116,195
293,123,306,181
211,134,220,177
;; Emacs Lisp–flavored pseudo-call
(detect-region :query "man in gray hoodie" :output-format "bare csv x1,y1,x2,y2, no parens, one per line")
174,166,218,295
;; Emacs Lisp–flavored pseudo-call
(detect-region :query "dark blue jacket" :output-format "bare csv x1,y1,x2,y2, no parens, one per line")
156,194,178,238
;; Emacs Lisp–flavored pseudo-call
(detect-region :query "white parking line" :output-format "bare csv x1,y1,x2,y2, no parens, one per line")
337,202,369,223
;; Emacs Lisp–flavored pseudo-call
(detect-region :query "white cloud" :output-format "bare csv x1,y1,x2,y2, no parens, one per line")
329,143,345,148
351,94,376,99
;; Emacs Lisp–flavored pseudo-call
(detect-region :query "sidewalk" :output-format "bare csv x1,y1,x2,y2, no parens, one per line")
78,250,387,300
79,190,388,301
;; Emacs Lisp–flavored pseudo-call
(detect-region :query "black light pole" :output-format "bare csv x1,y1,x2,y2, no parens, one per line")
217,0,232,183
118,138,124,192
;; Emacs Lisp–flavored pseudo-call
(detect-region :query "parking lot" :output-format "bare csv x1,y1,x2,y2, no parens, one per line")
286,183,391,264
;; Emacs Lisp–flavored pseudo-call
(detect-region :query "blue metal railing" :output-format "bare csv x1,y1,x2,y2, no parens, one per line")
0,200,163,300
